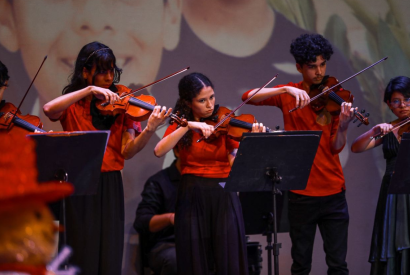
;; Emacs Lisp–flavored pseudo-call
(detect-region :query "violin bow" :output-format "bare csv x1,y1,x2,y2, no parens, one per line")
371,116,410,140
6,56,48,130
197,73,279,142
289,56,388,113
101,66,190,107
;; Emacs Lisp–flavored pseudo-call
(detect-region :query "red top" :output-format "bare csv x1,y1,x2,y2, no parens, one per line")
57,85,141,172
242,81,345,196
163,121,239,178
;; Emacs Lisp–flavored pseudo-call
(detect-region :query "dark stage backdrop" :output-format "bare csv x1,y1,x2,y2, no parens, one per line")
1,0,409,274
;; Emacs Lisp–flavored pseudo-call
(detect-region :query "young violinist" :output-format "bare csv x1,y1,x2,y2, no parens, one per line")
242,33,356,275
0,60,45,135
154,72,267,275
43,41,172,275
351,76,410,273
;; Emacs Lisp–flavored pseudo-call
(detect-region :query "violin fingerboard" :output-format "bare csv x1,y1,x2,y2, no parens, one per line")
13,116,46,132
229,118,252,130
328,92,345,106
128,97,154,111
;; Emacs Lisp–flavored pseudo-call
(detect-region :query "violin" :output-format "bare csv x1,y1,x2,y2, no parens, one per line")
96,67,190,127
199,105,273,142
197,74,279,142
0,102,46,134
95,86,187,127
371,117,410,140
0,56,48,136
288,57,390,126
308,75,370,126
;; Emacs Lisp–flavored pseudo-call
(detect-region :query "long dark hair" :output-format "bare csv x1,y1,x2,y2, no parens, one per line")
62,41,122,95
384,76,410,103
174,72,214,148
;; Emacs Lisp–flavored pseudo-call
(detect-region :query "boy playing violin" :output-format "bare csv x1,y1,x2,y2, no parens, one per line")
242,33,356,275
43,41,172,275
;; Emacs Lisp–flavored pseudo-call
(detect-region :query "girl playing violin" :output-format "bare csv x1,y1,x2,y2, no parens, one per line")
154,72,264,275
43,41,171,275
351,76,410,274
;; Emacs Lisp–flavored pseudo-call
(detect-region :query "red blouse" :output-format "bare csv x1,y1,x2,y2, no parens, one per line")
57,85,141,172
163,122,239,178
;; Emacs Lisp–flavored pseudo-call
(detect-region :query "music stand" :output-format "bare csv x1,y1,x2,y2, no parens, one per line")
223,131,322,275
388,132,410,194
29,131,109,265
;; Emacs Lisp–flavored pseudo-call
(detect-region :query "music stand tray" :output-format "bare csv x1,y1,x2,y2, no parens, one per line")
223,131,322,275
224,131,322,192
389,132,410,194
29,131,109,196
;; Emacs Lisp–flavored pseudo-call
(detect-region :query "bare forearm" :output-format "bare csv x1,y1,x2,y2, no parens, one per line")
122,127,156,159
43,87,91,120
148,213,174,233
331,123,349,153
351,127,381,153
154,126,189,157
246,87,288,103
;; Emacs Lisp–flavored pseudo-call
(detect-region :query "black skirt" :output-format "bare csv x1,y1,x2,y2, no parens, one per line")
175,174,249,275
60,171,124,275
369,132,410,275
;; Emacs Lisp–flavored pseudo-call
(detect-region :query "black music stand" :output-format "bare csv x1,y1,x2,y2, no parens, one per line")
29,131,109,266
388,132,410,194
223,131,322,275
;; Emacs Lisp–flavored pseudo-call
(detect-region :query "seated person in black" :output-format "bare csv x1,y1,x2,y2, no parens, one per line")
134,149,180,275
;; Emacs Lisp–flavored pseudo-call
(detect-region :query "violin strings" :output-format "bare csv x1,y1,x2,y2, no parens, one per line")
229,118,252,130
213,74,278,130
129,97,154,111
310,57,388,103
11,114,45,132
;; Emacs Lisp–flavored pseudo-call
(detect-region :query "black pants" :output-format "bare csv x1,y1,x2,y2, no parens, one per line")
60,171,124,275
288,191,349,275
149,242,177,275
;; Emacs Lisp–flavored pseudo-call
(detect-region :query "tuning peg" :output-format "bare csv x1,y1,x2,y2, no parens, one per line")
365,113,370,117
357,122,363,127
353,118,358,123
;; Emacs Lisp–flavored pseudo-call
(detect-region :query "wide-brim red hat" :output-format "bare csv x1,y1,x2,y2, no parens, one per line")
0,134,73,207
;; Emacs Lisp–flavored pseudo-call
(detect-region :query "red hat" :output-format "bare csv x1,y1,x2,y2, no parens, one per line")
0,134,73,207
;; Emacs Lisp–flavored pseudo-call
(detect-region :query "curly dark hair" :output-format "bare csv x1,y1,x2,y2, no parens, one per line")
0,60,10,88
384,76,410,103
62,41,122,95
173,72,214,148
290,34,333,65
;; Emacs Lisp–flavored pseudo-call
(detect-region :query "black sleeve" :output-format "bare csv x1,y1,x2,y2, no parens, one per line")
133,178,164,234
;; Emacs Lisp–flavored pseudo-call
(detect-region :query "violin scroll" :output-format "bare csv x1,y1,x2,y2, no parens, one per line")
169,111,188,127
352,109,370,127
